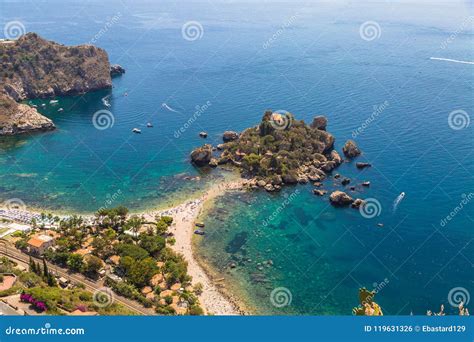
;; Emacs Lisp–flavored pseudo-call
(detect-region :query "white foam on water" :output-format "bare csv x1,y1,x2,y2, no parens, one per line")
430,57,474,65
162,103,181,114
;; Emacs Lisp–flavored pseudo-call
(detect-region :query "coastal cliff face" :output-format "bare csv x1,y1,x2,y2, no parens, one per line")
0,93,55,135
0,33,115,135
1,33,112,100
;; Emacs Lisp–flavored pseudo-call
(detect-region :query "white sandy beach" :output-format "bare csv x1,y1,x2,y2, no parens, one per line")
145,180,246,315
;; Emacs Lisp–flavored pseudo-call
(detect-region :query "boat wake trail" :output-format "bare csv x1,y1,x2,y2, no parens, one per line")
393,192,405,212
430,57,474,65
162,103,181,114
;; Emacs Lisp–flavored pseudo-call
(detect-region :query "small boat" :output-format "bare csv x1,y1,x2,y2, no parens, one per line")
195,222,205,228
194,230,205,236
132,128,141,134
41,103,46,107
400,192,405,198
57,108,64,112
49,100,58,104
147,122,153,128
199,131,208,138
32,104,38,108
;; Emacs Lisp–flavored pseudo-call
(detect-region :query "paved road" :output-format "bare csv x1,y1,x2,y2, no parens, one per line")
0,241,154,315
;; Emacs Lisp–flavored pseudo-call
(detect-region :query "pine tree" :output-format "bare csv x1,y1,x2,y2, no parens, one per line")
42,258,49,278
29,256,35,273
35,262,41,275
47,273,57,287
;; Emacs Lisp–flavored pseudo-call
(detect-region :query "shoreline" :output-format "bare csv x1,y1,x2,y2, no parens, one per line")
143,179,248,315
0,175,250,315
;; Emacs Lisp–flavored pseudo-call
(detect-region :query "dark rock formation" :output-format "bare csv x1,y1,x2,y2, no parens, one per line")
223,131,239,142
282,173,298,184
110,64,126,77
362,181,371,187
199,131,208,138
190,144,212,166
351,198,366,209
329,191,354,206
341,178,351,186
356,162,372,169
310,115,328,131
342,140,361,158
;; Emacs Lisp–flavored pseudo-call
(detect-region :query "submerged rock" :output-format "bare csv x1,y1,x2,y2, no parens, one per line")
313,189,327,196
356,162,372,169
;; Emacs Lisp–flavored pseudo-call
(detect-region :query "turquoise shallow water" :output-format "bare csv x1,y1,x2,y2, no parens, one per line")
1,1,473,314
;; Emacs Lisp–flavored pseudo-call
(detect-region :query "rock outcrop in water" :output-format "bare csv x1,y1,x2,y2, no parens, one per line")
110,64,126,77
190,144,212,166
342,139,361,158
329,191,354,206
0,33,122,135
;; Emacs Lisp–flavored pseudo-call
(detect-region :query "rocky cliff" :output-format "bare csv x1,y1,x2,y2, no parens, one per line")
0,93,54,135
0,33,119,135
1,33,113,100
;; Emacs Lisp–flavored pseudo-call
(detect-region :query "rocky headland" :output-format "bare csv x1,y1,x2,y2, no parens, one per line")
0,33,124,135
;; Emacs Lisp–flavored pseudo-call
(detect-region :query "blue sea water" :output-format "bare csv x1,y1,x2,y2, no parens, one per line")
1,0,473,314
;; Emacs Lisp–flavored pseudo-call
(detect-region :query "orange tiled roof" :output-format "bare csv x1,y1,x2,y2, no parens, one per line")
27,237,45,248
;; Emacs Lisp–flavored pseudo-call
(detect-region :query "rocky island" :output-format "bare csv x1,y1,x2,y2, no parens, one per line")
191,110,365,193
0,33,124,135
